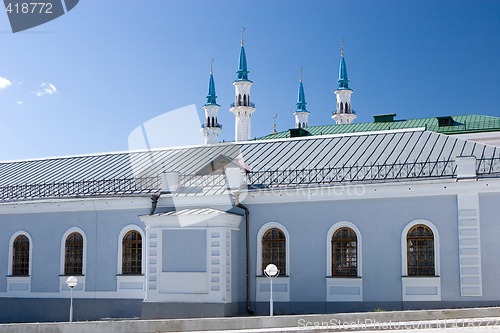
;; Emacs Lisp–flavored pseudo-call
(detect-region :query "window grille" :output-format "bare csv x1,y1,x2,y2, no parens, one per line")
407,225,435,276
122,231,142,275
332,228,357,277
12,235,29,276
65,232,83,275
262,228,286,275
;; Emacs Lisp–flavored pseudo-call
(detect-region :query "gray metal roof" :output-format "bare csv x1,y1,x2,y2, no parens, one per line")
1,129,499,201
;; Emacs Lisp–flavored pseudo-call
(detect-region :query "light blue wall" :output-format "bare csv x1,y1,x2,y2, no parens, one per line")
246,194,461,303
0,207,148,293
162,230,207,272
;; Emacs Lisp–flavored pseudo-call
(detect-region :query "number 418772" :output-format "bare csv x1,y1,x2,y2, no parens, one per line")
5,2,53,14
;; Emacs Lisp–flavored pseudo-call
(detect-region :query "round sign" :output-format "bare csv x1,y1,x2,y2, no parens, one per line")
265,264,279,277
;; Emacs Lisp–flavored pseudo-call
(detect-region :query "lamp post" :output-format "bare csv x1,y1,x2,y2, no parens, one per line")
66,276,78,322
264,264,279,317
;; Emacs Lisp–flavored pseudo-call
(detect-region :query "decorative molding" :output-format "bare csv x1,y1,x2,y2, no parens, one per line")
457,193,483,296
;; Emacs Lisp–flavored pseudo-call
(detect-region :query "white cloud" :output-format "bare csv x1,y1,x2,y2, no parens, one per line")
0,76,12,90
33,83,57,97
16,101,23,105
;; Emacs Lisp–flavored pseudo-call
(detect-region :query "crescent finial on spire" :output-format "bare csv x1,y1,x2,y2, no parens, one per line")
341,38,345,57
241,27,245,46
210,58,214,74
299,66,303,82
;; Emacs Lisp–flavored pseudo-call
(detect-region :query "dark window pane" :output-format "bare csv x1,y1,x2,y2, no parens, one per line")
332,228,357,277
407,225,435,276
262,228,286,275
65,232,83,275
122,231,142,275
12,235,30,276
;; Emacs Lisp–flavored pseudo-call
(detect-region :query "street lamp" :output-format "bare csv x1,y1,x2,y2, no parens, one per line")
66,276,78,322
264,264,279,317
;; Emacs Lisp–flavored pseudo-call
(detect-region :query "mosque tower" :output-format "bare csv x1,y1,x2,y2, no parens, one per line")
293,67,309,128
332,41,356,124
230,29,255,142
201,60,222,144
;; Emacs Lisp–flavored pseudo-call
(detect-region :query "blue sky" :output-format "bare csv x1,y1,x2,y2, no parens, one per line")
0,0,499,161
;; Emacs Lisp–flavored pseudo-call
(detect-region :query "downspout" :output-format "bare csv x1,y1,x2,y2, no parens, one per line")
225,167,254,315
236,202,253,315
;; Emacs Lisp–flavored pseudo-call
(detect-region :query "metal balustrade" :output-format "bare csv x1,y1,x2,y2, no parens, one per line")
1,157,500,201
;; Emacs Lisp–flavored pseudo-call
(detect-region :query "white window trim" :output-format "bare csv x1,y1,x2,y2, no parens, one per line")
256,222,290,276
7,231,33,276
60,227,87,276
326,221,362,277
401,219,440,277
117,224,145,275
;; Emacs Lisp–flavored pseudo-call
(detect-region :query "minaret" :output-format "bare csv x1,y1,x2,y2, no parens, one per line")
294,67,309,128
332,41,356,124
201,59,222,144
230,28,255,142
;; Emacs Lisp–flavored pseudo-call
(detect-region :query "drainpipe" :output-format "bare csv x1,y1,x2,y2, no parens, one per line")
225,167,254,315
236,202,253,315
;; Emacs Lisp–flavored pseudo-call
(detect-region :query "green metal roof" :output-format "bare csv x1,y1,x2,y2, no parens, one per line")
258,114,500,140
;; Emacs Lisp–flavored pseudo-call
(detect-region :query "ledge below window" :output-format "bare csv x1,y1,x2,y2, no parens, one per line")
402,276,441,301
116,274,145,293
256,276,290,302
7,276,31,294
326,277,363,302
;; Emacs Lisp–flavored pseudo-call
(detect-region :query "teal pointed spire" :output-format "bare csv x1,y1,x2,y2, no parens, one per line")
205,59,219,106
295,67,308,112
236,28,251,82
337,40,351,90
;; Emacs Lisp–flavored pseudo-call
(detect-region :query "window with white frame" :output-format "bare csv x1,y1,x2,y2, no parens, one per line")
256,222,290,276
332,227,357,277
12,235,30,276
401,220,440,277
61,228,86,276
122,230,142,275
407,224,435,276
326,222,362,278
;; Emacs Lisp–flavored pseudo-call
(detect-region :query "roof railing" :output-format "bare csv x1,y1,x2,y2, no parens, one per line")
2,157,499,201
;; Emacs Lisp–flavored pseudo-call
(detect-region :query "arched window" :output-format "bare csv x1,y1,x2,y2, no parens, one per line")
407,225,435,276
339,102,343,112
65,232,83,275
12,235,30,276
262,228,286,275
238,94,242,106
243,94,247,106
122,230,142,275
302,122,306,128
345,102,349,113
332,227,357,277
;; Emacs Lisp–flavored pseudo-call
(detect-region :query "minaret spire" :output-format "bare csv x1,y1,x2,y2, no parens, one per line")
332,40,356,124
294,66,310,128
201,59,222,144
230,29,255,142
